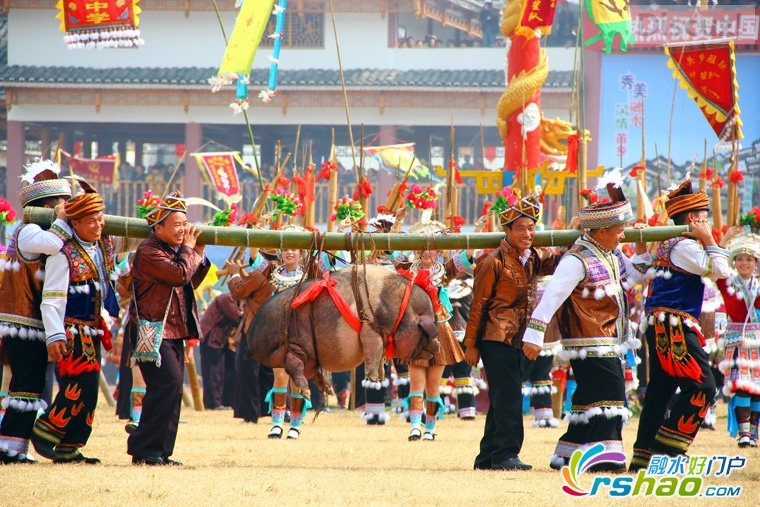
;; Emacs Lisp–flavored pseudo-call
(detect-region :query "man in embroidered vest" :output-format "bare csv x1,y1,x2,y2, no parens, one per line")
0,159,72,464
629,179,730,472
464,193,562,471
523,171,651,472
32,179,119,464
127,190,210,466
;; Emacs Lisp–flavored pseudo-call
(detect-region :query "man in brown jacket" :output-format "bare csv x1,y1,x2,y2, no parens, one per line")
464,194,561,471
199,292,243,410
127,191,210,466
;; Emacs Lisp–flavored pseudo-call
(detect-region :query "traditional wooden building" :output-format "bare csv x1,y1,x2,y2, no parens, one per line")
1,0,578,222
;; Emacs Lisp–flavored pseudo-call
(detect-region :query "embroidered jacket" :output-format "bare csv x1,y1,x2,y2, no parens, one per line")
0,221,72,341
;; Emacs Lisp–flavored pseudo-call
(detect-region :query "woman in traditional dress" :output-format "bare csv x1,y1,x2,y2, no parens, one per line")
716,228,760,448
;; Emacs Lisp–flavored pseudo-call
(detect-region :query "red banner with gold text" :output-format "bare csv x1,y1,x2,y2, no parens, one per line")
193,152,243,204
517,0,558,38
665,40,742,140
63,152,118,185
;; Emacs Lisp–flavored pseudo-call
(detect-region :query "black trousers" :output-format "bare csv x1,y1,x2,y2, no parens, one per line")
222,347,235,407
115,320,134,420
631,326,716,468
33,333,100,459
200,341,226,409
474,341,525,467
523,353,554,411
127,339,184,460
233,337,262,422
0,338,48,450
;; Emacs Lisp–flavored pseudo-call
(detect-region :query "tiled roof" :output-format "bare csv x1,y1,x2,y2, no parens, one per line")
0,66,574,90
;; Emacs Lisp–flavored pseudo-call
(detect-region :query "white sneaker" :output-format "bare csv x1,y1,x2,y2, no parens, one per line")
738,435,751,448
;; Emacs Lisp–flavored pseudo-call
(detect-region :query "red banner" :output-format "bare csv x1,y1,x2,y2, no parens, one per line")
58,0,140,32
666,40,741,140
63,152,118,185
193,152,242,204
586,6,759,50
517,0,558,38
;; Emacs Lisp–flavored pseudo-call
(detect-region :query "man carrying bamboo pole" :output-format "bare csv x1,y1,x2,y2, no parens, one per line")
0,160,72,464
523,172,652,472
629,179,730,472
32,179,119,464
464,192,563,471
126,190,210,466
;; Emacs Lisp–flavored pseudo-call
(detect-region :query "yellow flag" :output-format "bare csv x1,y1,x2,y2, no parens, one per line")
218,0,276,76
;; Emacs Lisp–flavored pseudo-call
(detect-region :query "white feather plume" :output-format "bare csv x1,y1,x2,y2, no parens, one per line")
594,167,625,191
21,158,61,184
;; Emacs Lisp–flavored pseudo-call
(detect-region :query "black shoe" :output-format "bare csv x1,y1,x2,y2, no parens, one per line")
492,456,532,471
473,462,493,470
30,434,56,461
125,422,138,434
53,454,100,464
132,456,165,466
0,451,38,465
162,458,183,466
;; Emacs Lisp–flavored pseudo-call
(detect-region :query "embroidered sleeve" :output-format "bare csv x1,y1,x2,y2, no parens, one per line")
451,250,474,275
625,252,653,282
671,240,730,281
249,253,269,273
523,255,584,348
40,252,69,344
16,220,72,258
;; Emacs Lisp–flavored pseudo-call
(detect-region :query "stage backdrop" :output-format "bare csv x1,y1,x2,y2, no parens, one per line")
597,53,760,173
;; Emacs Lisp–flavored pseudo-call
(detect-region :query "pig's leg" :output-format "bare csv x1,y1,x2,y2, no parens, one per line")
359,325,384,387
284,351,311,400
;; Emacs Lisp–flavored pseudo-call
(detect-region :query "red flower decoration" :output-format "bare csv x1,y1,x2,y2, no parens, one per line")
648,214,659,227
357,178,373,198
729,171,744,183
629,164,645,178
446,215,465,233
317,161,337,181
0,198,17,225
237,213,259,226
698,167,714,180
276,174,291,188
712,176,726,189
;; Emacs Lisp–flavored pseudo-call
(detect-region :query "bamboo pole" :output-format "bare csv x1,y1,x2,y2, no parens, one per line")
99,371,116,407
327,129,339,233
699,139,707,193
24,207,690,249
304,142,316,229
712,149,723,232
185,342,204,412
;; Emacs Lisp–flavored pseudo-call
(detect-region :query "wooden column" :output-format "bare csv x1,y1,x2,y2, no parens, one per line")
184,122,203,222
7,121,25,201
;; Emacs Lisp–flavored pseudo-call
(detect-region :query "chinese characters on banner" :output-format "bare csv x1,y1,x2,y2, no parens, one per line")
633,6,759,46
56,0,143,50
517,0,558,39
614,72,648,163
665,41,742,141
585,6,759,50
63,152,118,185
193,152,243,204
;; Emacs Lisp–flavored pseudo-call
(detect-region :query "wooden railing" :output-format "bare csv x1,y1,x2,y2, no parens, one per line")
95,178,489,226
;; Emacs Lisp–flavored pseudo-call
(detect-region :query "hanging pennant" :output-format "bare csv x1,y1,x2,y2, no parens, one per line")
584,0,633,53
209,0,276,114
62,151,119,185
515,0,558,40
56,0,144,50
192,152,243,204
665,40,742,142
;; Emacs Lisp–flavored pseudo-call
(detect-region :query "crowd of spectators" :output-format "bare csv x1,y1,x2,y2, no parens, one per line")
118,161,185,185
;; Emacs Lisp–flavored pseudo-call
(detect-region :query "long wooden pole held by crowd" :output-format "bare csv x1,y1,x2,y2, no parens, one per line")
712,149,723,232
25,207,690,249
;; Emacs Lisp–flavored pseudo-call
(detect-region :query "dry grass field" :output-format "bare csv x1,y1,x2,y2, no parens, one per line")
1,396,757,507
